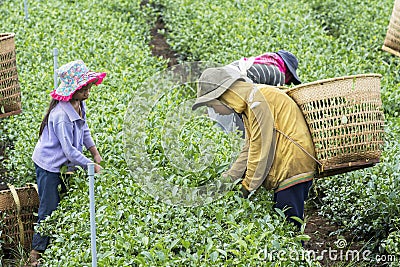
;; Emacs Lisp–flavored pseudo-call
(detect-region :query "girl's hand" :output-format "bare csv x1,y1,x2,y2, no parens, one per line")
88,146,102,164
93,154,102,164
94,163,102,174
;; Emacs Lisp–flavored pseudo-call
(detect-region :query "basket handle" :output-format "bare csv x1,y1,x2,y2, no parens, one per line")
26,183,39,194
275,129,323,167
7,183,25,246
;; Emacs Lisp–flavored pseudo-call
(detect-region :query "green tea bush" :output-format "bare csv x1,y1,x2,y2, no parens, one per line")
159,0,328,75
306,0,400,117
39,169,315,266
157,0,400,260
0,0,165,183
1,0,319,266
0,217,3,264
382,229,400,257
2,0,400,265
159,0,400,116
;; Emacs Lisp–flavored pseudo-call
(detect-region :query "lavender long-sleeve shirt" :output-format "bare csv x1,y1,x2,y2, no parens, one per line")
32,101,95,173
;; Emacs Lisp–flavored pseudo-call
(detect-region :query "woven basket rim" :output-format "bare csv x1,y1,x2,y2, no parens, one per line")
382,45,400,57
0,32,15,42
0,109,22,118
286,73,383,94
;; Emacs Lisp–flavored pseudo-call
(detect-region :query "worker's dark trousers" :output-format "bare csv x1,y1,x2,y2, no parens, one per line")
273,180,313,230
31,163,66,251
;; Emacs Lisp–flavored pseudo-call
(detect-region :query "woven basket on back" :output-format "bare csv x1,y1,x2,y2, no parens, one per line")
0,32,22,119
286,74,385,178
382,0,400,57
0,184,39,250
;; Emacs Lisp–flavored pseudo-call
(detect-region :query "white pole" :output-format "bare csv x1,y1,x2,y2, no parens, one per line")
88,163,97,267
24,0,29,20
53,48,59,89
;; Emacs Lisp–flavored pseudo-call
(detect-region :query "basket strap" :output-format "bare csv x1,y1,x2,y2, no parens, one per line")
275,129,323,166
7,183,25,246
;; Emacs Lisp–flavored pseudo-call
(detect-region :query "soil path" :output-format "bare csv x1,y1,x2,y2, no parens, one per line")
148,7,178,67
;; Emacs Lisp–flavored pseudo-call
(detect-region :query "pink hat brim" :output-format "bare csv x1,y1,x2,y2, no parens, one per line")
50,72,106,101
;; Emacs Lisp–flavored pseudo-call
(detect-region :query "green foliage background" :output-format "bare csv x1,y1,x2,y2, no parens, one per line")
158,0,400,260
1,0,400,266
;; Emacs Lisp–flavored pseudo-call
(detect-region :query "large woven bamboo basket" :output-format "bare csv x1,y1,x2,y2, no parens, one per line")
286,74,385,178
382,0,400,57
0,184,39,250
0,32,22,119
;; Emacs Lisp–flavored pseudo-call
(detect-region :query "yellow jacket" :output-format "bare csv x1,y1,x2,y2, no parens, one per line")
219,81,316,192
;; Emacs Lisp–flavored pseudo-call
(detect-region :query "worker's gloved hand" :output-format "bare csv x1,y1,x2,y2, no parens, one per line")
239,185,250,199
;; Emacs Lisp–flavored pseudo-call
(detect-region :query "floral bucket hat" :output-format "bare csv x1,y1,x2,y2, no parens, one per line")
50,60,106,101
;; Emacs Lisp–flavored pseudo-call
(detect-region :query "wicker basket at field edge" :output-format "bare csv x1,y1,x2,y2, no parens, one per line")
0,184,39,251
382,0,400,57
286,74,385,178
0,32,22,118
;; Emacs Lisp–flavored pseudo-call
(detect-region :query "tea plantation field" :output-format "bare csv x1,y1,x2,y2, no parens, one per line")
1,0,400,266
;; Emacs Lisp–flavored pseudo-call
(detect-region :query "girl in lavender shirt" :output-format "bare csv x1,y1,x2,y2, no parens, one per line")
29,60,106,266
